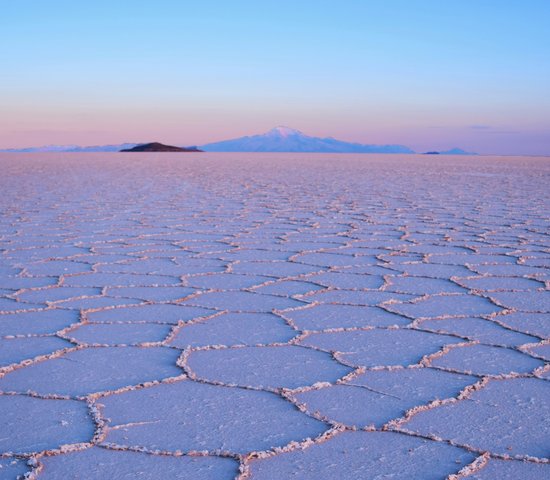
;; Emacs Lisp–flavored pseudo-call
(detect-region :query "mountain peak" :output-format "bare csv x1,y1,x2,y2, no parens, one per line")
441,147,477,155
202,127,414,153
266,126,303,137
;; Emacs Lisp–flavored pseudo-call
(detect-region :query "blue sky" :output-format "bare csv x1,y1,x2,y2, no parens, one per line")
1,0,549,154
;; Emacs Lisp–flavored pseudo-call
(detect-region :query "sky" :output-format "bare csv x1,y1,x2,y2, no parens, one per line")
1,0,549,154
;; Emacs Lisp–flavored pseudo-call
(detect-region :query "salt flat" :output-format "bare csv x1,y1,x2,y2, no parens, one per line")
0,153,548,479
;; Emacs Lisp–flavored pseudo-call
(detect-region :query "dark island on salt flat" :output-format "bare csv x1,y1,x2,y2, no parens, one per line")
120,142,203,152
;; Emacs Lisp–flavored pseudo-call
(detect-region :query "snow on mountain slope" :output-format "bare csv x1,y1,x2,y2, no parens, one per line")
201,126,415,153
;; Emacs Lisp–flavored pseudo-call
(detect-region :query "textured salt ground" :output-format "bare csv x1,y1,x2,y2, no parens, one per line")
417,317,539,346
248,431,476,479
105,285,196,301
0,458,30,479
462,458,550,479
66,322,173,346
0,395,93,454
495,312,550,338
305,271,385,289
429,343,544,375
300,328,464,367
302,288,416,305
101,380,327,453
0,153,548,479
398,378,550,458
0,347,183,396
169,312,296,347
0,336,72,367
283,303,409,329
87,304,216,324
387,294,503,318
36,447,239,479
182,290,304,311
15,287,101,304
293,368,477,427
386,275,468,294
186,345,353,389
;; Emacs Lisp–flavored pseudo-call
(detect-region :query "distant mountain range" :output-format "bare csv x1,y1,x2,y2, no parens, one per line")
0,126,477,154
0,143,139,153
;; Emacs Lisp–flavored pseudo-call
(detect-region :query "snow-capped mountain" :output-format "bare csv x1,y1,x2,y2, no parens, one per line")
439,148,477,155
201,126,415,153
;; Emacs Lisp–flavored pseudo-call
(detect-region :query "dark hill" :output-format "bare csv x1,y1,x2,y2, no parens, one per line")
120,142,202,152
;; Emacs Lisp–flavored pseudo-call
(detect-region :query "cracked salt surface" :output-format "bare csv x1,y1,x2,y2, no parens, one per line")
36,447,239,479
293,367,477,427
0,395,93,454
248,431,476,479
87,303,216,324
430,343,544,375
0,347,182,396
169,312,296,347
66,322,173,346
284,303,408,329
0,153,548,478
418,317,539,346
0,336,72,367
101,380,327,453
398,377,549,458
301,328,464,367
186,345,352,389
0,309,80,336
461,458,550,479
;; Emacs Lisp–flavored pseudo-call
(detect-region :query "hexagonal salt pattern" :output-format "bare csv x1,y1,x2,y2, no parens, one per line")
0,336,72,367
36,447,239,479
0,153,548,476
0,395,93,454
100,380,327,454
398,378,550,458
293,367,477,427
248,431,475,479
0,347,182,396
0,309,80,336
301,328,463,367
186,345,352,389
168,312,296,348
430,343,544,376
418,317,539,346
